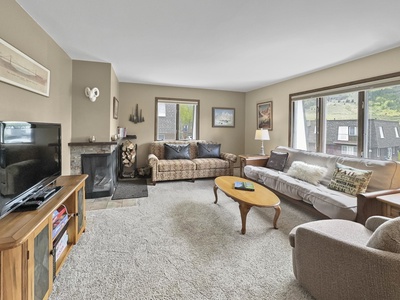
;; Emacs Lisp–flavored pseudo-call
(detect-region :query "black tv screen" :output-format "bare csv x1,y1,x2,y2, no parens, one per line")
0,121,61,219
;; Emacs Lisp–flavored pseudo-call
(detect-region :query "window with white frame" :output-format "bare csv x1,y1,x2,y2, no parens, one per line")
341,145,357,156
379,126,385,138
338,126,349,141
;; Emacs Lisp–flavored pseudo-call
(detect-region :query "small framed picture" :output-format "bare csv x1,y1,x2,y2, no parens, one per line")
113,97,119,119
257,101,273,130
212,107,235,128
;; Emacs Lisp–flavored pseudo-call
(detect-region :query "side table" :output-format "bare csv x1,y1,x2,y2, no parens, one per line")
377,193,400,218
238,154,269,178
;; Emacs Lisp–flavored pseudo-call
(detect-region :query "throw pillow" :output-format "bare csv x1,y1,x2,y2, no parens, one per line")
366,217,400,253
164,143,190,159
328,163,372,196
287,161,328,185
266,150,288,171
197,143,221,158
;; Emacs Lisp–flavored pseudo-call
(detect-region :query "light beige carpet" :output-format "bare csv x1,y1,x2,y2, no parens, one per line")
50,179,318,300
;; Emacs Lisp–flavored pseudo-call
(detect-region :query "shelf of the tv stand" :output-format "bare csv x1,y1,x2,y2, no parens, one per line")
0,174,87,300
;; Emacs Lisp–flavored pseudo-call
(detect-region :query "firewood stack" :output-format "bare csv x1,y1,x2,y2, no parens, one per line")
121,140,136,167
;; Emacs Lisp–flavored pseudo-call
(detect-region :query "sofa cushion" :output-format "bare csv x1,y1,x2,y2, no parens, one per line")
328,163,372,196
157,159,195,172
303,185,358,220
192,158,228,170
367,217,400,253
287,161,328,186
197,143,221,158
266,150,288,171
164,143,190,160
244,165,280,190
275,173,311,201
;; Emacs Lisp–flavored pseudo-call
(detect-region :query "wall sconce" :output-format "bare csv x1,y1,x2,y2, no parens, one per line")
85,87,100,102
255,128,270,155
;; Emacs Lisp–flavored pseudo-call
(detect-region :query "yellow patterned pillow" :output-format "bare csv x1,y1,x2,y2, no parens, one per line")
328,163,372,196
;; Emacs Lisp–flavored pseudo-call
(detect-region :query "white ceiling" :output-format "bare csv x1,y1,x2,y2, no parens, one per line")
16,0,400,92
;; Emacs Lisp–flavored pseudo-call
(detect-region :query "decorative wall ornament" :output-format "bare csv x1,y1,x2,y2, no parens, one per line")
129,103,144,123
85,87,100,102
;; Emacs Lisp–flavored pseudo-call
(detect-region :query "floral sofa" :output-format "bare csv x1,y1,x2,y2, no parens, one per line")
244,146,400,221
148,140,237,185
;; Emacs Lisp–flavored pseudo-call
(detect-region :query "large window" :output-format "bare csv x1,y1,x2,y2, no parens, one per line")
155,98,199,141
290,73,400,162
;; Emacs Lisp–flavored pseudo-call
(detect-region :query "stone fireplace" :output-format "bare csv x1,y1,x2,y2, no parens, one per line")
69,142,118,199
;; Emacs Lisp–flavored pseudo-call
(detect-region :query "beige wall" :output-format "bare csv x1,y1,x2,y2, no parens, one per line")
119,83,246,167
110,66,119,136
71,60,118,142
4,0,400,173
245,47,400,155
1,0,72,174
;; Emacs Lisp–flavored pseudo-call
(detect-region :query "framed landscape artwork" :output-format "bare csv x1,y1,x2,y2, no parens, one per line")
257,101,273,130
212,107,235,127
0,38,50,97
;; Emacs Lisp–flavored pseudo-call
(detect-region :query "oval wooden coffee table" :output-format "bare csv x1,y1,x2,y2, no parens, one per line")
213,176,281,234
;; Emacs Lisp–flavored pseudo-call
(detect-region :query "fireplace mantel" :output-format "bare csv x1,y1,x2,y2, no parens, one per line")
68,142,118,146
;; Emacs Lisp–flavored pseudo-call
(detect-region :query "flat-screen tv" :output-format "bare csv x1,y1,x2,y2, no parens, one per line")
0,121,61,219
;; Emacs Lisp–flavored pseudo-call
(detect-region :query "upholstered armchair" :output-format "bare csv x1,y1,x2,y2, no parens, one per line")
289,216,400,300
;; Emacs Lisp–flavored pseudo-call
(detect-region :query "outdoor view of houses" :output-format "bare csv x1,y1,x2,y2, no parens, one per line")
294,85,400,161
157,102,196,140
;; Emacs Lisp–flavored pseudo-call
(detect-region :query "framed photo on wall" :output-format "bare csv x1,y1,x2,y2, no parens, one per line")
212,107,235,127
257,101,273,130
113,97,119,119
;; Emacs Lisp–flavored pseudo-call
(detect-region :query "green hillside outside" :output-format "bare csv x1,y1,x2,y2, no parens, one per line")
304,86,400,122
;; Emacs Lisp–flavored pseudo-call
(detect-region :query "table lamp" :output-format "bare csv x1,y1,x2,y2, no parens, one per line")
255,128,270,155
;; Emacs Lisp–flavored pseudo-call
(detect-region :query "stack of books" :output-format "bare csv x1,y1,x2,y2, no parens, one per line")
52,205,69,265
234,181,255,191
52,205,68,239
54,231,69,262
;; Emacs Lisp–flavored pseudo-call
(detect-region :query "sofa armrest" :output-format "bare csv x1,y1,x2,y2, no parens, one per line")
357,189,400,224
220,152,237,163
148,154,159,168
365,215,391,232
359,189,400,200
293,225,400,300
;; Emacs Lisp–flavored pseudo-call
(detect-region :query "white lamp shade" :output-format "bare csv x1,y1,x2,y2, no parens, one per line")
255,129,270,140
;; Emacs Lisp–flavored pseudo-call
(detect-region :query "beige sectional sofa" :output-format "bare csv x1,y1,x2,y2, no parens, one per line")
148,140,237,185
244,146,400,221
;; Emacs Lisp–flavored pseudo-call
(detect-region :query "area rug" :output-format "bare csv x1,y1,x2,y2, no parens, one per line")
50,179,319,300
111,179,148,200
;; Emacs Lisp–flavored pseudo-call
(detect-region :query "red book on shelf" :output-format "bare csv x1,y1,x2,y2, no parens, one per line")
52,205,67,223
52,214,69,239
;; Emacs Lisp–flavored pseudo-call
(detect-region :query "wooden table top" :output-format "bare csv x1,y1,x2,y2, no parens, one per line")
214,176,280,207
377,193,400,206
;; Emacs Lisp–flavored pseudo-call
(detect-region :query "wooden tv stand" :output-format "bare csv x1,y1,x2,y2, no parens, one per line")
0,175,87,300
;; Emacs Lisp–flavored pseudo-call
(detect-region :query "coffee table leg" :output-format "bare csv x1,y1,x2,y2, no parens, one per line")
239,202,251,234
213,184,218,204
273,205,281,229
